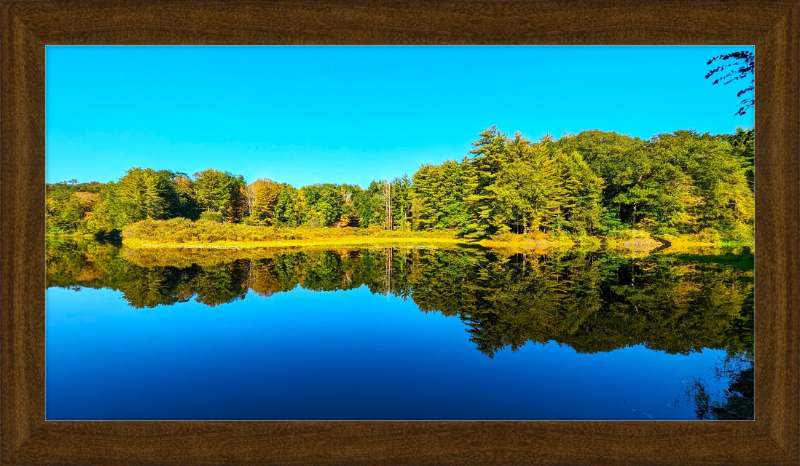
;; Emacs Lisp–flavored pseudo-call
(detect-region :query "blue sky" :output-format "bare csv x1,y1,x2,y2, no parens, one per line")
46,46,754,187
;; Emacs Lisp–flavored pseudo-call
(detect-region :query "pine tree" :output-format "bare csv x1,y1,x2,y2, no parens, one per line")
461,126,509,237
193,168,246,222
410,164,443,230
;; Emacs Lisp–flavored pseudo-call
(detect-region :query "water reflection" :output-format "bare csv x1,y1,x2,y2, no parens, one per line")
47,240,754,359
681,352,755,420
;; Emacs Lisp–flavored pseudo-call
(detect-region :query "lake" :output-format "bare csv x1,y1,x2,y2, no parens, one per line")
45,240,754,420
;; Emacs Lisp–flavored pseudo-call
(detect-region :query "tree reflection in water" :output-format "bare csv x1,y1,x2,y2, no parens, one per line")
47,239,754,361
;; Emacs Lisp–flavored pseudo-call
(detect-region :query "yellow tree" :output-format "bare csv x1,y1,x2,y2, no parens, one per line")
246,178,282,225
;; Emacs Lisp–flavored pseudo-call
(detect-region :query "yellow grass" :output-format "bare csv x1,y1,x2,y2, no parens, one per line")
123,236,470,250
123,234,586,251
122,229,749,254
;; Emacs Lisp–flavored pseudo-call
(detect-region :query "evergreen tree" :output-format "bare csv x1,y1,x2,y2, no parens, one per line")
410,164,443,230
193,168,246,222
727,127,754,192
560,151,604,234
461,126,509,237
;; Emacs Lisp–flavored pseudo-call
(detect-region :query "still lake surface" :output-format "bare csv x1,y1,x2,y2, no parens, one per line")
46,241,753,420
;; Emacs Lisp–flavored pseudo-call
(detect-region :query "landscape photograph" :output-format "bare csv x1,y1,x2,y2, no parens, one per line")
45,46,754,420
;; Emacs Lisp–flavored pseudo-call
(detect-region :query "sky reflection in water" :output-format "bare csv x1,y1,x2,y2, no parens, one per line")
45,244,752,420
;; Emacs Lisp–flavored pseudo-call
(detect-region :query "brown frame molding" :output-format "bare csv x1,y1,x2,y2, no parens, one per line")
2,1,798,465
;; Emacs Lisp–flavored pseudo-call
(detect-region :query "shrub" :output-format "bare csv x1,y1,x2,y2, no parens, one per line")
607,228,652,240
199,211,224,223
491,232,517,243
722,223,754,243
695,228,723,244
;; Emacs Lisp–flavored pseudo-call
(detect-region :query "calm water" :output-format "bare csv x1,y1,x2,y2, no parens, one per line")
45,241,753,420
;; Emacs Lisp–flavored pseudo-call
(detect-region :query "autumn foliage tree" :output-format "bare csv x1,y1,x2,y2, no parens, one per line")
245,178,282,225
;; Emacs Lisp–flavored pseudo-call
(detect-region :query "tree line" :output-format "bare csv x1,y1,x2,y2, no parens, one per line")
46,127,754,240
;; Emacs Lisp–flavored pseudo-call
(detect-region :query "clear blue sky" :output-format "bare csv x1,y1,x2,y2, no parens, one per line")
46,46,754,187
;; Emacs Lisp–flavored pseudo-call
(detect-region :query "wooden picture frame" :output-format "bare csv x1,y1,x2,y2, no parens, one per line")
2,1,797,464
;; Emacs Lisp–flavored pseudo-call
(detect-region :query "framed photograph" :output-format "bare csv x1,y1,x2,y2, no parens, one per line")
2,1,798,465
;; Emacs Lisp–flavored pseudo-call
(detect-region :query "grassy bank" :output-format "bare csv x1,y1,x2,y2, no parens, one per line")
121,219,603,251
120,218,752,252
123,236,467,249
122,218,468,249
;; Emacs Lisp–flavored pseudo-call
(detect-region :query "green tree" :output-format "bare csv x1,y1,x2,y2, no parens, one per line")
172,173,200,220
302,183,344,227
410,164,443,230
274,184,303,227
90,168,182,231
461,126,509,237
410,161,466,231
354,181,387,228
727,127,754,192
552,150,604,234
555,130,645,227
45,180,104,234
390,175,412,231
193,168,246,222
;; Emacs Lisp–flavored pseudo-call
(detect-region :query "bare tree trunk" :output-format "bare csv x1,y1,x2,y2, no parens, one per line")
384,181,393,231
384,248,393,295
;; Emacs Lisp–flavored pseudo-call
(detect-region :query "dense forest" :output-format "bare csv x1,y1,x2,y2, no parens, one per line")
46,127,755,241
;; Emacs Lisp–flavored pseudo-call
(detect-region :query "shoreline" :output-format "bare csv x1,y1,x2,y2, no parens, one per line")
120,235,749,252
122,236,472,250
